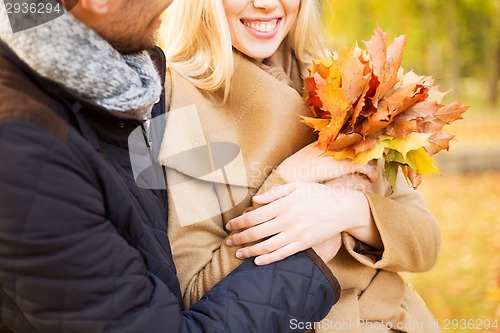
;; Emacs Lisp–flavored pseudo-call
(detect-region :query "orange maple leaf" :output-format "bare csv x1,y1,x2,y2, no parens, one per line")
301,27,470,189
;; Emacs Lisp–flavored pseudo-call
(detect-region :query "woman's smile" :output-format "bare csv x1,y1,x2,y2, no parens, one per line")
241,18,281,38
223,0,300,60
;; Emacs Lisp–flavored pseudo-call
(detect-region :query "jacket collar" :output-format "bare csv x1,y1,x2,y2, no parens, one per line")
0,40,167,129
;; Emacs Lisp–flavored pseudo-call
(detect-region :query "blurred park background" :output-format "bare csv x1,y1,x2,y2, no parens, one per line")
320,0,500,331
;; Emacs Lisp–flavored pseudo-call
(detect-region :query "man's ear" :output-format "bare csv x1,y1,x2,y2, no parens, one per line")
78,0,109,15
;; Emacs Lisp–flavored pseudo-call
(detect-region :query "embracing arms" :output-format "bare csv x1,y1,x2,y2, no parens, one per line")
0,119,339,333
168,138,439,312
226,142,441,272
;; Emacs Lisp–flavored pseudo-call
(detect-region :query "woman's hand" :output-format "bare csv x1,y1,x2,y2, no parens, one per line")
225,182,382,265
276,141,378,185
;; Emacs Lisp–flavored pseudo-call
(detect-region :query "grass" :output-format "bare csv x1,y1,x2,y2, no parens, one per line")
402,172,500,332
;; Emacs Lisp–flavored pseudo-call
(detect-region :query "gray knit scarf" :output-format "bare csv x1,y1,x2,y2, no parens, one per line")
0,2,161,119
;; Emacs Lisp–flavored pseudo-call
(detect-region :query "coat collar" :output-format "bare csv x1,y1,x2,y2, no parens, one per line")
159,51,316,188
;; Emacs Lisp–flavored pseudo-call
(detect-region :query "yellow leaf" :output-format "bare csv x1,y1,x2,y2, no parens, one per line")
311,57,333,79
329,132,363,151
384,132,431,157
299,116,330,132
325,149,356,161
317,83,351,118
406,147,441,175
354,140,386,165
316,83,352,142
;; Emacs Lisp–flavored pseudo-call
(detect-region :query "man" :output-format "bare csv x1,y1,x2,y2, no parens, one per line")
0,0,340,332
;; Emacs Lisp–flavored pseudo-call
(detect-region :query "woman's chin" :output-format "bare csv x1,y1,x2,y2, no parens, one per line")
236,45,281,62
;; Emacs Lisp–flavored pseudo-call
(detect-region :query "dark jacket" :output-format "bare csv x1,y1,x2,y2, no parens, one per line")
0,42,340,333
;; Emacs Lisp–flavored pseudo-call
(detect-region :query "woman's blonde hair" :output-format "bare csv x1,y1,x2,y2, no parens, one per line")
160,0,329,101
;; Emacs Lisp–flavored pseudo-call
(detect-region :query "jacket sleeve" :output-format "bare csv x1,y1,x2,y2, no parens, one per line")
0,120,339,333
343,160,441,273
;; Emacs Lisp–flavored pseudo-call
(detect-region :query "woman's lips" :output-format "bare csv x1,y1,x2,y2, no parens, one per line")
240,18,281,38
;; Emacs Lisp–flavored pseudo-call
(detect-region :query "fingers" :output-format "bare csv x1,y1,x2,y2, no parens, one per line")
322,173,374,192
277,139,381,184
319,159,378,187
234,229,315,265
254,241,305,266
347,162,378,183
278,157,348,183
251,182,298,205
226,217,284,247
234,231,291,260
226,201,279,231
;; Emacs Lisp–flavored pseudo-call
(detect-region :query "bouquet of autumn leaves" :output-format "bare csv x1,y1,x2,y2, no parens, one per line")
301,28,469,189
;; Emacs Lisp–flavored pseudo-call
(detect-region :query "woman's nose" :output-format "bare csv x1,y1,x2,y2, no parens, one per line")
252,0,279,11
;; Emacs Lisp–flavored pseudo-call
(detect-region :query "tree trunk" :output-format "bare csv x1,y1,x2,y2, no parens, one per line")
489,41,500,108
443,1,460,100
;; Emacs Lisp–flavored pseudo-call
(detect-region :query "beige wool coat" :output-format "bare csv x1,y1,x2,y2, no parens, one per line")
159,49,441,333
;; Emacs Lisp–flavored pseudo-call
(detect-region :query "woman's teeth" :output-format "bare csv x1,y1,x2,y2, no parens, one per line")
243,19,278,33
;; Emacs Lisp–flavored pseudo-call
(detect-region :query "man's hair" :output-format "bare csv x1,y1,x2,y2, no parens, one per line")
160,0,329,103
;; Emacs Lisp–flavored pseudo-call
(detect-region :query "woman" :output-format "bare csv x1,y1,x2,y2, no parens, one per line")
159,0,440,332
